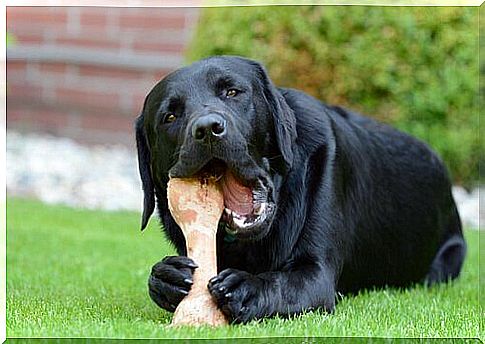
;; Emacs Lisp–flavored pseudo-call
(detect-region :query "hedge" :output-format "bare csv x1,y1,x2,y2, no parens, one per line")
187,6,480,186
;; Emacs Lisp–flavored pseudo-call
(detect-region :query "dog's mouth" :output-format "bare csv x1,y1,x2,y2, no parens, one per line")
195,159,274,239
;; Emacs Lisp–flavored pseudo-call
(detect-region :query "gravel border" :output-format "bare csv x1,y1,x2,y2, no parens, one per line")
6,130,482,230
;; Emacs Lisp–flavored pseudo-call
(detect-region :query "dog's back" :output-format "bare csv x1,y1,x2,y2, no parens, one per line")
281,88,466,293
331,105,466,292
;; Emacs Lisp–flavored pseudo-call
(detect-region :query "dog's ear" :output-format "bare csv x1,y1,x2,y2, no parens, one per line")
251,61,297,170
135,113,155,231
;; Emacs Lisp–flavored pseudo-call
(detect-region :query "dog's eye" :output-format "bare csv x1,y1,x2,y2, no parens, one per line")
226,89,239,98
164,113,177,124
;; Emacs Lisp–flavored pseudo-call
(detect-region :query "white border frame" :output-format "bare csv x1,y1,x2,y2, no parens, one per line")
2,1,483,343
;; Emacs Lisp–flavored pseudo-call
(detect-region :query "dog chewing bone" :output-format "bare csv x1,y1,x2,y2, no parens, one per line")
167,177,228,326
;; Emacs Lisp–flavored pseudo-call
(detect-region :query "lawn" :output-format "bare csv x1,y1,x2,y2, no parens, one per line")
6,197,483,339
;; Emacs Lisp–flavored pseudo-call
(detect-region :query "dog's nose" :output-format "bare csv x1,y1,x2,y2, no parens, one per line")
192,114,227,141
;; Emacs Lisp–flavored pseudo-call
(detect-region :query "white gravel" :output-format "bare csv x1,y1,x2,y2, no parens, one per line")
7,131,142,212
6,130,482,229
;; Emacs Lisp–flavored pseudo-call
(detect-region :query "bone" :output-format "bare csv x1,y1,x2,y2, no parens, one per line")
167,177,228,326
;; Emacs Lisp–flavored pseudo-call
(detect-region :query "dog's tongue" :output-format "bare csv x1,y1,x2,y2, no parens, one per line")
221,170,253,215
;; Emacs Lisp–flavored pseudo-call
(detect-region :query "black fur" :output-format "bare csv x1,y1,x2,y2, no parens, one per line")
135,56,466,323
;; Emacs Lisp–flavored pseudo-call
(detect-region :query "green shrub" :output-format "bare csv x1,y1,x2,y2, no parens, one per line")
187,6,480,186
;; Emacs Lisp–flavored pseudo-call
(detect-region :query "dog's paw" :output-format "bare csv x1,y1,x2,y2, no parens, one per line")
148,256,197,312
207,268,264,323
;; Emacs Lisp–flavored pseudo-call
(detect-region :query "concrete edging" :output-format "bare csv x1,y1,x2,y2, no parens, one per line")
7,45,184,70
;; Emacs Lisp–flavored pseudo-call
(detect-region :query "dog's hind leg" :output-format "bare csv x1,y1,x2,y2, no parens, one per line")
426,234,466,285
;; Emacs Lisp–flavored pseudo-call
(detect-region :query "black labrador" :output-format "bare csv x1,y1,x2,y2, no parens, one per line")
135,56,466,323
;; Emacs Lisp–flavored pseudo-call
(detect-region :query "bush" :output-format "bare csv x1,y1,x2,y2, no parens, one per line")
187,6,480,186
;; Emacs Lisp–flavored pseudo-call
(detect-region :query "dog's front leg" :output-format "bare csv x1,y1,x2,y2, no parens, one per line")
207,263,336,323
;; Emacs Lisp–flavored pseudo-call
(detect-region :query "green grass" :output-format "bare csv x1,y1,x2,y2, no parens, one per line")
6,197,483,339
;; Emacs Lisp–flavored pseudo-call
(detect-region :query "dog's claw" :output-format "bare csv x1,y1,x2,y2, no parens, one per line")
209,276,220,285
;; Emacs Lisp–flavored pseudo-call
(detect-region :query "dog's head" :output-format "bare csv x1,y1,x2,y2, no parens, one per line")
136,56,296,241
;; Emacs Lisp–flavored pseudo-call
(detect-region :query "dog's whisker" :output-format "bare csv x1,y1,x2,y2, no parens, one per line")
266,155,284,162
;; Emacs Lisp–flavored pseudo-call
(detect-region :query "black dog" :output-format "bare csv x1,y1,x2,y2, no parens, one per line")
135,56,466,323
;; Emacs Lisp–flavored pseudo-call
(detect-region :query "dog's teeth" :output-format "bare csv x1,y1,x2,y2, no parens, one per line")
232,215,249,228
224,208,232,216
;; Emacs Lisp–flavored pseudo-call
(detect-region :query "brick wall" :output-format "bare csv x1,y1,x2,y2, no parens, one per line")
6,6,199,145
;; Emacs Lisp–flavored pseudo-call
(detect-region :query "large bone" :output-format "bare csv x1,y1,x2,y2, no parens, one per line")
167,177,228,326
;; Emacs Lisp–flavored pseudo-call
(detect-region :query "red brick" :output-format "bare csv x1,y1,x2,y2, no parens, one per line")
122,29,187,44
7,83,43,100
6,108,26,122
119,12,186,30
6,109,32,129
6,60,28,73
55,88,120,111
10,31,45,45
80,112,134,132
6,63,28,83
79,11,108,26
33,109,70,128
7,7,68,26
132,41,185,54
150,70,170,82
77,65,143,80
131,91,151,114
39,62,68,74
55,36,120,50
7,107,69,130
